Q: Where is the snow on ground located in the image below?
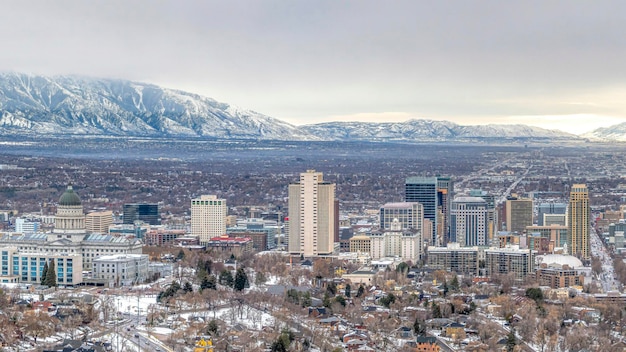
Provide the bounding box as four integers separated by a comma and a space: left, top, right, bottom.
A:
109, 293, 158, 316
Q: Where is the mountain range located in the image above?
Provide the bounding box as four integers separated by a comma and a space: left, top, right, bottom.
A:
0, 72, 622, 143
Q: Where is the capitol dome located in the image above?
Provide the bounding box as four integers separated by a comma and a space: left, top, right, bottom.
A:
539, 254, 583, 268
59, 185, 81, 206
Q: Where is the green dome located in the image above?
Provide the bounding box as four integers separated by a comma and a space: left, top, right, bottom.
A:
59, 185, 81, 206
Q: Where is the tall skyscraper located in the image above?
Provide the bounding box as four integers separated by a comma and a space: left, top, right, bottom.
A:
123, 203, 160, 225
437, 177, 454, 243
569, 184, 590, 259
379, 202, 424, 233
405, 176, 452, 246
537, 202, 567, 226
288, 170, 336, 256
191, 195, 227, 245
451, 197, 489, 246
469, 189, 497, 243
505, 197, 533, 234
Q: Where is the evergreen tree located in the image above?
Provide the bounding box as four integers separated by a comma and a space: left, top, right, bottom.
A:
207, 320, 219, 336
432, 303, 442, 318
413, 317, 425, 335
396, 262, 409, 274
506, 328, 517, 352
41, 261, 48, 286
326, 282, 337, 295
183, 281, 193, 293
450, 274, 460, 291
345, 284, 351, 298
219, 269, 234, 287
200, 275, 217, 291
207, 274, 217, 290
356, 285, 365, 298
45, 260, 57, 287
176, 249, 185, 261
234, 267, 249, 291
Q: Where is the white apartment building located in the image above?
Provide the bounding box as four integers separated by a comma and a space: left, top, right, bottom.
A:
191, 195, 227, 245
369, 219, 422, 261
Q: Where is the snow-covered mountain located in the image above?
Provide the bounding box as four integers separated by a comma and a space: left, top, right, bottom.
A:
0, 73, 313, 140
300, 119, 578, 141
582, 123, 626, 142
0, 73, 581, 143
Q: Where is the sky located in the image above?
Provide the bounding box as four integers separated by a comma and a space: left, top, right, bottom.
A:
1, 1, 625, 135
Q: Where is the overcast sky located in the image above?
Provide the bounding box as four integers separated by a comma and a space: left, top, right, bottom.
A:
1, 1, 625, 134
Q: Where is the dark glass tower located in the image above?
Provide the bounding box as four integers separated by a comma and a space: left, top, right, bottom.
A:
405, 177, 438, 245
123, 203, 160, 225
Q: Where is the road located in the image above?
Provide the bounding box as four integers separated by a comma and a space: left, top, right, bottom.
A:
590, 226, 619, 292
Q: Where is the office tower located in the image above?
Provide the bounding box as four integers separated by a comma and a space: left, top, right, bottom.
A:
505, 197, 533, 234
469, 189, 497, 243
379, 202, 424, 233
123, 203, 160, 225
538, 202, 567, 226
451, 197, 489, 246
85, 210, 113, 234
543, 213, 567, 226
191, 195, 227, 245
437, 177, 454, 243
569, 184, 590, 259
405, 177, 438, 245
288, 170, 336, 256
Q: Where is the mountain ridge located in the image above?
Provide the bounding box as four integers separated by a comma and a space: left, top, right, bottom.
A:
0, 72, 605, 142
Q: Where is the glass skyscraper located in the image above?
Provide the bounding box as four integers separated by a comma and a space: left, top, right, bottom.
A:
122, 203, 160, 225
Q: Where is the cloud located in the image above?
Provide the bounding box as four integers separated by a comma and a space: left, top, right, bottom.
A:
0, 1, 625, 133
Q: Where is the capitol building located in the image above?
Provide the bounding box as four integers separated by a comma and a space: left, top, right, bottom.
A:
0, 185, 142, 285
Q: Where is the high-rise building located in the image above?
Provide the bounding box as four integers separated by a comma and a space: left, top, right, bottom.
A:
379, 202, 424, 233
569, 184, 590, 259
437, 177, 454, 244
484, 245, 534, 281
405, 176, 453, 246
427, 242, 479, 277
469, 189, 497, 243
85, 210, 113, 234
451, 197, 489, 246
288, 170, 336, 256
123, 203, 160, 225
505, 197, 533, 234
191, 195, 227, 246
537, 203, 567, 226
405, 177, 438, 245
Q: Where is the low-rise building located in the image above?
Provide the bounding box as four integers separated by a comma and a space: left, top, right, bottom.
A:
0, 247, 82, 286
92, 254, 149, 287
206, 235, 253, 255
